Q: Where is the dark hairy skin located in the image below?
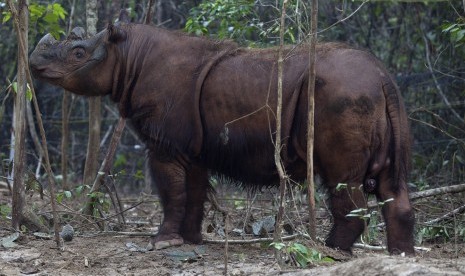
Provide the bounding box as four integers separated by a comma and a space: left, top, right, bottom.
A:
30, 23, 414, 254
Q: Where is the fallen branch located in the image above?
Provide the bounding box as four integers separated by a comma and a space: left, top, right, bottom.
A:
87, 231, 301, 245
206, 234, 300, 244
91, 231, 155, 237
353, 243, 431, 253
409, 183, 465, 200
368, 183, 465, 208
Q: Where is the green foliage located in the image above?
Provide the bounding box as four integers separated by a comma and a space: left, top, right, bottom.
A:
75, 184, 90, 196
417, 225, 451, 244
233, 199, 246, 209
270, 242, 333, 267
185, 0, 258, 42
0, 204, 11, 218
88, 191, 111, 214
442, 22, 465, 47
56, 184, 91, 204
184, 0, 300, 45
10, 81, 32, 101
30, 3, 67, 38
2, 2, 67, 39
56, 190, 72, 204
134, 169, 144, 181
114, 153, 127, 169
25, 171, 42, 196
460, 227, 465, 242
335, 183, 347, 192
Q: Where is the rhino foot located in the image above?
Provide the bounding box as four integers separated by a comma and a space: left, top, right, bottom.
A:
147, 234, 184, 250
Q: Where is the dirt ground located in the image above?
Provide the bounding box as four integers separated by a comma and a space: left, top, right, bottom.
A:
1, 186, 464, 275
1, 234, 464, 276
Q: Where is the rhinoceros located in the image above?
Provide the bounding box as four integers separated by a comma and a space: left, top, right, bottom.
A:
29, 23, 414, 254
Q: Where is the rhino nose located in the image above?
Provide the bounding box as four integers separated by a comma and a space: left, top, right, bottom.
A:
29, 51, 50, 77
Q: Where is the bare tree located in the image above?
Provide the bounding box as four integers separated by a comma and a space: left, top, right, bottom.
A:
144, 0, 156, 24
306, 0, 318, 241
83, 0, 102, 186
7, 0, 27, 231
7, 0, 57, 243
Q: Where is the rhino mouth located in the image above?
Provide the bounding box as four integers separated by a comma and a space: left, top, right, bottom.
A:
30, 66, 64, 80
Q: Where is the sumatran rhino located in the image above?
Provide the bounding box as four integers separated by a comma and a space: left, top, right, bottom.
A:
29, 23, 414, 254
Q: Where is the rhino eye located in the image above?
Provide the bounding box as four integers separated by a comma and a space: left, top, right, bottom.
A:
72, 47, 86, 59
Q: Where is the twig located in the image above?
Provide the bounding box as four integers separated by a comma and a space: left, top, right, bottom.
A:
224, 213, 229, 276
82, 118, 126, 221
273, 0, 289, 267
315, 1, 368, 36
80, 201, 143, 229
408, 117, 465, 147
207, 190, 229, 216
206, 187, 231, 275
420, 18, 464, 125
424, 205, 465, 225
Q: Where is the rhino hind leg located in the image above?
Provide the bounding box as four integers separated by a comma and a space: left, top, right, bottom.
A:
377, 169, 415, 255
325, 182, 366, 253
181, 165, 208, 244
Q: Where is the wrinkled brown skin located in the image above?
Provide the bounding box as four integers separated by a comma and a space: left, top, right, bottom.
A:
30, 23, 414, 254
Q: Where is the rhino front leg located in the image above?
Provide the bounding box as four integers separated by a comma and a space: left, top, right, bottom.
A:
181, 165, 208, 244
148, 153, 187, 250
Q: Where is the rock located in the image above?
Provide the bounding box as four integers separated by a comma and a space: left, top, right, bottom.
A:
252, 216, 275, 236
280, 255, 465, 276
60, 224, 74, 242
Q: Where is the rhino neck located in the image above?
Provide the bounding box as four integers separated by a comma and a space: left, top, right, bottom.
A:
110, 33, 149, 118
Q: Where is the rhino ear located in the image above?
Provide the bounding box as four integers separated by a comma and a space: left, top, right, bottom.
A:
68, 27, 86, 40
107, 23, 127, 43
117, 9, 130, 24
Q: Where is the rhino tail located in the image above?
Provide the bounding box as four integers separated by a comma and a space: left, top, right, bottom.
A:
381, 78, 411, 192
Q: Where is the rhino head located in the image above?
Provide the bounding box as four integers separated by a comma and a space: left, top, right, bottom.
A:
29, 25, 127, 96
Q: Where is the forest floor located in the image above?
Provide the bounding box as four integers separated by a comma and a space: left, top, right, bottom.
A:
0, 183, 464, 275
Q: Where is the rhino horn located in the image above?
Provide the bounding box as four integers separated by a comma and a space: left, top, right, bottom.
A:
37, 33, 57, 46
68, 27, 86, 40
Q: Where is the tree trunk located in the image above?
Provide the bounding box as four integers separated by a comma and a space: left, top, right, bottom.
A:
8, 0, 61, 245
61, 91, 71, 189
83, 0, 101, 186
62, 0, 76, 191
144, 0, 156, 24
9, 0, 28, 231
273, 0, 288, 266
306, 0, 318, 241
